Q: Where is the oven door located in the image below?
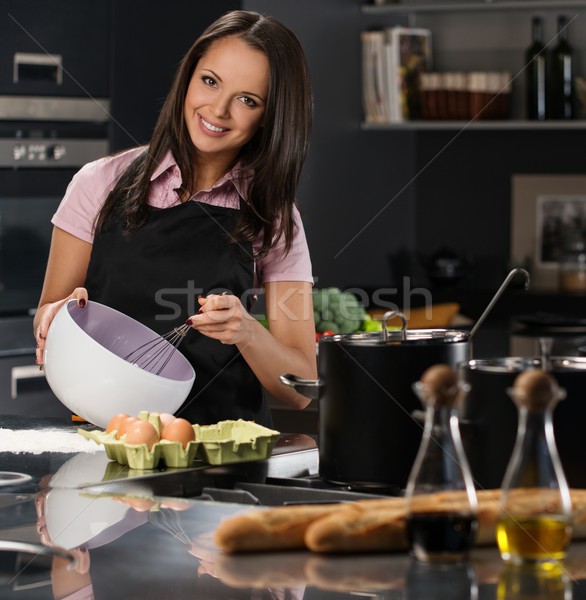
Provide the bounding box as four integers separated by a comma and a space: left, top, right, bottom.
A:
0, 165, 80, 315
0, 132, 107, 419
0, 193, 62, 314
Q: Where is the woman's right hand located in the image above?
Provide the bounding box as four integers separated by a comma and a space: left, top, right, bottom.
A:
35, 287, 88, 367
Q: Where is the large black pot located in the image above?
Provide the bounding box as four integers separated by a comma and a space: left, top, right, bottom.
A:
281, 269, 530, 489
281, 325, 470, 489
461, 356, 586, 490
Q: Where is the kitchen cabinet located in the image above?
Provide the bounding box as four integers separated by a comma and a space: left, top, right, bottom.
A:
361, 0, 586, 127
0, 317, 70, 418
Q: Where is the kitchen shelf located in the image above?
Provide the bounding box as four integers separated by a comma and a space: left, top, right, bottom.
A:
363, 1, 586, 15
362, 119, 586, 130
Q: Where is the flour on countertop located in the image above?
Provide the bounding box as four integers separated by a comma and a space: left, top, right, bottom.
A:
0, 429, 105, 454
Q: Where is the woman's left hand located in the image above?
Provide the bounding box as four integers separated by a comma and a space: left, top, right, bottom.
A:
186, 293, 255, 346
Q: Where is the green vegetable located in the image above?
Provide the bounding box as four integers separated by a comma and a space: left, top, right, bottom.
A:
362, 314, 383, 332
313, 288, 367, 334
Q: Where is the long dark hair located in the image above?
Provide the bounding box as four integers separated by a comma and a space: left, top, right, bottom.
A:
96, 10, 313, 258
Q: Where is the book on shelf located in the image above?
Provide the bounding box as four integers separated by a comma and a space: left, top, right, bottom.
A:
361, 26, 433, 124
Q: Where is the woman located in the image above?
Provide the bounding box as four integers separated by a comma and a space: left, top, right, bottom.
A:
34, 10, 317, 427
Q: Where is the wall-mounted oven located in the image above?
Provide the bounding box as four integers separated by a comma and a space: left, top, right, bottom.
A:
0, 0, 112, 415
0, 95, 110, 416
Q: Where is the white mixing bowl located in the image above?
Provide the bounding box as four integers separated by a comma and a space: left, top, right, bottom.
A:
44, 300, 195, 428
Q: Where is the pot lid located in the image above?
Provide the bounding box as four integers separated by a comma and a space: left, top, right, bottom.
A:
320, 329, 469, 346
320, 310, 468, 345
465, 356, 586, 373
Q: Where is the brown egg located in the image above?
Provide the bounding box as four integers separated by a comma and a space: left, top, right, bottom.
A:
160, 499, 193, 511
123, 420, 160, 450
161, 418, 196, 448
113, 496, 157, 512
159, 413, 176, 428
106, 412, 131, 434
115, 416, 139, 440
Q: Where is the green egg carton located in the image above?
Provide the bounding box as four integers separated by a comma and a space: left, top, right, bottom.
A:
78, 415, 279, 469
195, 419, 280, 465
77, 412, 200, 469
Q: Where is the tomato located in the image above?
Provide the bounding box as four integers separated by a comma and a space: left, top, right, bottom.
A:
316, 330, 336, 342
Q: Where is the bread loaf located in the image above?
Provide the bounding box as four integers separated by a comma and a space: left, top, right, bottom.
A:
305, 507, 406, 553
214, 488, 586, 554
214, 503, 350, 553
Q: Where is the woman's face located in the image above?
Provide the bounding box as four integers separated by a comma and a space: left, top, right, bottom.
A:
184, 36, 269, 164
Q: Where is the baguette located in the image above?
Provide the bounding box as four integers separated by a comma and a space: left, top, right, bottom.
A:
214, 503, 352, 553
305, 553, 408, 592
305, 506, 406, 553
212, 552, 310, 588
214, 488, 586, 554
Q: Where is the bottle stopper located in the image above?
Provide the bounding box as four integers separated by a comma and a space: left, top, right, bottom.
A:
416, 364, 463, 408
511, 368, 565, 411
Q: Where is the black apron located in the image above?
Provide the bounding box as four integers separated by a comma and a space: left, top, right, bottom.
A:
85, 199, 271, 427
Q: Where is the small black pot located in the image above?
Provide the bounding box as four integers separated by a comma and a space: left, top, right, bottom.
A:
461, 356, 586, 489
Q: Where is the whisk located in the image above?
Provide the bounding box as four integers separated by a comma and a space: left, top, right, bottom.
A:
123, 323, 190, 376
124, 292, 227, 375
150, 508, 192, 546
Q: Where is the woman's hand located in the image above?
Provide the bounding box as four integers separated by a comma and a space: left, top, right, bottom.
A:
185, 282, 317, 410
186, 293, 255, 346
35, 287, 88, 367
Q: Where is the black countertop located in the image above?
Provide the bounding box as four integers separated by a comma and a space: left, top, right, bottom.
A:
0, 417, 584, 598
0, 490, 584, 599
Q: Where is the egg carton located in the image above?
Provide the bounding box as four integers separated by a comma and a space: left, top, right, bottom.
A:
197, 419, 280, 466
78, 414, 279, 470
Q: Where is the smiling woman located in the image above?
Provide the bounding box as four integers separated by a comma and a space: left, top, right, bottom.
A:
183, 37, 270, 176
33, 11, 316, 428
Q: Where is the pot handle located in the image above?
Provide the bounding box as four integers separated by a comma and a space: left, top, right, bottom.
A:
280, 374, 323, 400
382, 311, 408, 342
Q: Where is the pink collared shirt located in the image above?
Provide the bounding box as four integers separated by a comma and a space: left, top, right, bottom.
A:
52, 147, 313, 288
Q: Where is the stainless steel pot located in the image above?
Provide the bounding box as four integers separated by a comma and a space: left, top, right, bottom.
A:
461, 356, 586, 489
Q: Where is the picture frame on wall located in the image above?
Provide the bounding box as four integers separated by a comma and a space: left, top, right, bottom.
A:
511, 174, 586, 291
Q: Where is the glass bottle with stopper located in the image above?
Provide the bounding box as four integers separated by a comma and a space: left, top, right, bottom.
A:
497, 369, 572, 565
405, 364, 478, 563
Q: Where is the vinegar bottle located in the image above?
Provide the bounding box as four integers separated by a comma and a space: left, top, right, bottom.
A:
496, 369, 572, 565
525, 16, 547, 120
548, 15, 575, 119
405, 364, 478, 563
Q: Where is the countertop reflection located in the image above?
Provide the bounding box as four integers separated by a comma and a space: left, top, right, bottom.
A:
0, 490, 584, 599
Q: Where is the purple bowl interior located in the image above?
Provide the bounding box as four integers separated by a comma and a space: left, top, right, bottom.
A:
67, 301, 194, 382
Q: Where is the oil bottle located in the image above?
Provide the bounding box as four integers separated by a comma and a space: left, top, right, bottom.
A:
496, 369, 572, 565
405, 364, 478, 563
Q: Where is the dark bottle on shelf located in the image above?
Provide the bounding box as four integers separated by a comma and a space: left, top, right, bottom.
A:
548, 15, 575, 119
525, 16, 547, 120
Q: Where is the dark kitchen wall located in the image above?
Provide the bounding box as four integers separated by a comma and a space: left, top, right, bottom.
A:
245, 0, 417, 293
110, 0, 240, 151
244, 0, 586, 299
413, 129, 586, 290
